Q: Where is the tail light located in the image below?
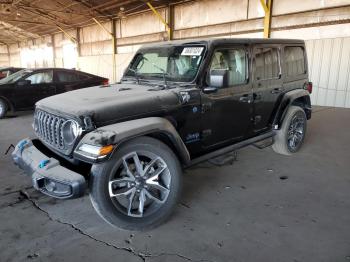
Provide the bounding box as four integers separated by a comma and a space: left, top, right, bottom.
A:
102, 79, 109, 86
305, 82, 312, 94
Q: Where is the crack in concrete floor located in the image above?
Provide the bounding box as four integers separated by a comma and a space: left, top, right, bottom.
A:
17, 190, 214, 262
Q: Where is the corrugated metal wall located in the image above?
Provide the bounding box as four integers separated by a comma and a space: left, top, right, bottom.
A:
306, 37, 350, 108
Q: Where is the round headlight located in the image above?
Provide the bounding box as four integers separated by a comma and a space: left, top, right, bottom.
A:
62, 120, 82, 145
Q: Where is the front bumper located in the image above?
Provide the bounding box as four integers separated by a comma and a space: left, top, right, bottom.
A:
12, 138, 86, 199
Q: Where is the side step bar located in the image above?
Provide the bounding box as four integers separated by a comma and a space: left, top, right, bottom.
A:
188, 131, 275, 167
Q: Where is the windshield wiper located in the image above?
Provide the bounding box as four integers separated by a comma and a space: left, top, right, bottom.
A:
127, 68, 140, 84
142, 56, 169, 89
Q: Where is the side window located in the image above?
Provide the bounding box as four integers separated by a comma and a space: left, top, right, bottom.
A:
255, 47, 280, 80
0, 70, 10, 78
25, 71, 53, 84
78, 73, 90, 80
209, 48, 247, 87
284, 46, 305, 76
57, 71, 80, 82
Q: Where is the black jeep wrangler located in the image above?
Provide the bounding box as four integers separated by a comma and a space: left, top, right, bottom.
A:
12, 38, 312, 230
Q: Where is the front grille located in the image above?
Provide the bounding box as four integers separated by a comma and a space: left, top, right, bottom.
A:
34, 110, 66, 151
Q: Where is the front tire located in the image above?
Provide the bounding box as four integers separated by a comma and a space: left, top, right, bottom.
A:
272, 106, 307, 155
89, 136, 182, 231
0, 99, 7, 119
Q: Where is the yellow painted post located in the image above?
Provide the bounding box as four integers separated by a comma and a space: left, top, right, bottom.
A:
260, 0, 273, 38
146, 2, 171, 40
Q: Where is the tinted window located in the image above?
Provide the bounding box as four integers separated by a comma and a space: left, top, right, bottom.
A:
57, 71, 80, 82
285, 46, 305, 76
78, 73, 90, 80
210, 49, 247, 86
26, 71, 53, 84
255, 47, 279, 80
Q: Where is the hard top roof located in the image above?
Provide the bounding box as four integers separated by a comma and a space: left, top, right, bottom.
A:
140, 38, 304, 50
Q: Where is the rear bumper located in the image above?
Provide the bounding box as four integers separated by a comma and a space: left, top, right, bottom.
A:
12, 138, 86, 199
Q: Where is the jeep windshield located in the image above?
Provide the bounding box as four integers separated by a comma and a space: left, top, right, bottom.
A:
124, 45, 206, 83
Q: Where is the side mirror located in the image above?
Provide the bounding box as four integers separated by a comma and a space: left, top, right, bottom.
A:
209, 69, 228, 89
17, 79, 31, 86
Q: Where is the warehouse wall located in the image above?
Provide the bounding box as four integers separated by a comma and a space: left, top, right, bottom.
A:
0, 45, 9, 67
2, 0, 350, 107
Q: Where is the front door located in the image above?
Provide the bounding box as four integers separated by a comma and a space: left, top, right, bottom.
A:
252, 45, 283, 133
14, 70, 55, 109
201, 46, 253, 149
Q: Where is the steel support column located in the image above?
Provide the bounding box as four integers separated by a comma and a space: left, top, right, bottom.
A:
260, 0, 273, 38
51, 34, 56, 67
92, 17, 116, 82
168, 4, 175, 40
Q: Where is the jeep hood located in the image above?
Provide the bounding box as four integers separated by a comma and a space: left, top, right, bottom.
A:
36, 83, 182, 125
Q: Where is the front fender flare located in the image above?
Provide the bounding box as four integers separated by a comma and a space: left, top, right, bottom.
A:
74, 117, 191, 165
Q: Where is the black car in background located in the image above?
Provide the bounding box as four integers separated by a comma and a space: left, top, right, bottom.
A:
0, 67, 24, 80
0, 68, 108, 118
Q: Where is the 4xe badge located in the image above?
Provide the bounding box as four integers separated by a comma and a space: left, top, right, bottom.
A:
185, 132, 200, 144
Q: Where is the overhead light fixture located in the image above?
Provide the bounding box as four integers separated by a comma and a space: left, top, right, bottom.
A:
118, 6, 127, 19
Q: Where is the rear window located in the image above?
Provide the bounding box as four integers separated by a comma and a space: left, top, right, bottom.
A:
284, 46, 306, 76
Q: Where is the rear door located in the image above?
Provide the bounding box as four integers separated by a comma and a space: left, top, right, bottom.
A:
252, 45, 283, 133
14, 70, 55, 109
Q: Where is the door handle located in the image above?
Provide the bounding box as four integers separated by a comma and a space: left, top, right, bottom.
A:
271, 88, 282, 94
239, 94, 252, 103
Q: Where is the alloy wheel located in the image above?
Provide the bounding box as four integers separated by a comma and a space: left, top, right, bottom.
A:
287, 114, 305, 150
108, 151, 171, 218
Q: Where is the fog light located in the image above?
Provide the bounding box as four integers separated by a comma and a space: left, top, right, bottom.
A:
45, 180, 56, 192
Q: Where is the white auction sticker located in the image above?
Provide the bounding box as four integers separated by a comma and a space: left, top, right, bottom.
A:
181, 47, 204, 56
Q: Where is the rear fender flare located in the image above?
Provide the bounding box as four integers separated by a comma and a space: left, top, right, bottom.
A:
273, 89, 311, 128
75, 117, 191, 165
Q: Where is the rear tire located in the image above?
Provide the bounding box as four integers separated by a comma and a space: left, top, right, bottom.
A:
0, 99, 7, 119
89, 136, 182, 231
272, 106, 307, 155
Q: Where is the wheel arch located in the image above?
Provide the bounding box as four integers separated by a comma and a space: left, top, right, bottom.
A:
0, 96, 14, 112
273, 89, 311, 128
75, 117, 191, 166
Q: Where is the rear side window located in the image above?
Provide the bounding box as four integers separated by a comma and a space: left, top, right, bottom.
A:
254, 47, 280, 80
78, 73, 90, 80
57, 71, 80, 82
284, 46, 306, 76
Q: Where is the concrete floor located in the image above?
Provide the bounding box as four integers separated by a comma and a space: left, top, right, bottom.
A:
0, 107, 350, 262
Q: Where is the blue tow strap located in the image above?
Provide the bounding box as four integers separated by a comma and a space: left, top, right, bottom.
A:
18, 140, 28, 154
38, 159, 50, 169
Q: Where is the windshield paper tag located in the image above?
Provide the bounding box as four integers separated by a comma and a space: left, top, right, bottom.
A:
181, 47, 204, 56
